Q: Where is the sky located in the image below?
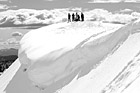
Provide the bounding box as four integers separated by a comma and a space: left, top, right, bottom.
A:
0, 0, 86, 10
0, 0, 140, 10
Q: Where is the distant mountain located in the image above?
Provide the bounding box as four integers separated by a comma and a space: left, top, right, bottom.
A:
0, 48, 18, 56
0, 48, 18, 73
0, 9, 68, 28
0, 55, 18, 72
0, 8, 140, 28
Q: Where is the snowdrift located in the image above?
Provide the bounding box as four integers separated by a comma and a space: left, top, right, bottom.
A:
18, 21, 129, 88
1, 20, 140, 93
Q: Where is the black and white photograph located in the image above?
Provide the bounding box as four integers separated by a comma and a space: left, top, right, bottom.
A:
0, 0, 140, 93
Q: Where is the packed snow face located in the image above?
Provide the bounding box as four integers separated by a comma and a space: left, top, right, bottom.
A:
16, 19, 140, 93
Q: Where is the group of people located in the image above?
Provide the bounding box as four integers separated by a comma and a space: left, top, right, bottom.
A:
68, 12, 84, 22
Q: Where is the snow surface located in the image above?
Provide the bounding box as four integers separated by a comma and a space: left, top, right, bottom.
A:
0, 20, 140, 93
57, 24, 140, 93
0, 59, 21, 93
103, 52, 140, 93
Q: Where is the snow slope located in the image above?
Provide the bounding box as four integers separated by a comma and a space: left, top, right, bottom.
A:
61, 32, 140, 93
18, 21, 126, 88
0, 59, 20, 93
56, 21, 140, 93
0, 20, 140, 93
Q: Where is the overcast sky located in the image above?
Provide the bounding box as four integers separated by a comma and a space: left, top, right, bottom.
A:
0, 0, 87, 10
0, 0, 140, 10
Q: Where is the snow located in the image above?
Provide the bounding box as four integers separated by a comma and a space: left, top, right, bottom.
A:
123, 69, 140, 93
0, 59, 21, 93
18, 21, 127, 88
0, 20, 140, 93
102, 44, 140, 93
18, 22, 122, 65
58, 29, 140, 93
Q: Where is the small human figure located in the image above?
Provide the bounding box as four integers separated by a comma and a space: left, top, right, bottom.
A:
81, 12, 84, 22
72, 13, 75, 22
68, 13, 71, 22
77, 14, 80, 21
75, 12, 79, 22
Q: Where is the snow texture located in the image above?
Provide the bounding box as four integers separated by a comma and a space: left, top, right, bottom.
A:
1, 19, 140, 93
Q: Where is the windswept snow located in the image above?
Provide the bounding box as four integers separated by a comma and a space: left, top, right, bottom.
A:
57, 23, 140, 93
18, 21, 129, 88
103, 49, 140, 93
1, 20, 140, 93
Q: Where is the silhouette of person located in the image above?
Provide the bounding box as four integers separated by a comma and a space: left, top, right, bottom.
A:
81, 12, 84, 21
68, 13, 71, 22
72, 13, 75, 22
77, 14, 80, 21
75, 12, 79, 22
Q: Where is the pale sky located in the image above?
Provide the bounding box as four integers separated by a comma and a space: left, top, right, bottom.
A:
0, 0, 140, 10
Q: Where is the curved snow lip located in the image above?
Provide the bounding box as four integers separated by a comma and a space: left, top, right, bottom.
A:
18, 21, 132, 87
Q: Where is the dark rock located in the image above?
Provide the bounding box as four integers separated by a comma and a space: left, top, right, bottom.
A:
0, 48, 18, 73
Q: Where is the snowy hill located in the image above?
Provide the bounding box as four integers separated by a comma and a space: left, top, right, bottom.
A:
0, 20, 140, 93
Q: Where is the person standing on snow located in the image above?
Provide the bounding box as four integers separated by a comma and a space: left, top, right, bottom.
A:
68, 13, 71, 22
72, 13, 75, 22
75, 12, 80, 22
77, 14, 80, 21
81, 12, 84, 22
